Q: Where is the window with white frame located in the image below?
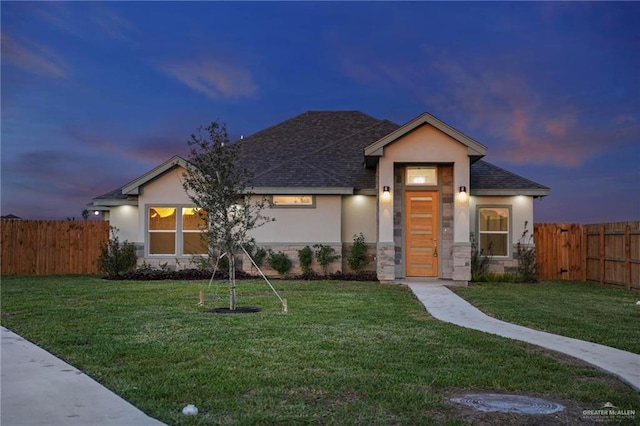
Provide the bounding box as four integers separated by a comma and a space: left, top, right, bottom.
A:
406, 167, 437, 186
478, 207, 510, 256
148, 206, 208, 256
182, 207, 208, 255
272, 195, 314, 207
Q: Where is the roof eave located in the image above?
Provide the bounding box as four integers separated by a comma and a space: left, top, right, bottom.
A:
471, 188, 550, 197
88, 198, 139, 208
122, 155, 189, 195
364, 112, 488, 159
249, 187, 354, 195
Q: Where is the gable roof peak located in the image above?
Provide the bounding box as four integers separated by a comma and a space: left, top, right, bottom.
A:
364, 111, 488, 165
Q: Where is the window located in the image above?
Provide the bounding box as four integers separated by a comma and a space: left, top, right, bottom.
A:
478, 207, 509, 256
148, 206, 208, 256
272, 195, 314, 207
182, 208, 208, 255
149, 207, 176, 255
406, 167, 437, 186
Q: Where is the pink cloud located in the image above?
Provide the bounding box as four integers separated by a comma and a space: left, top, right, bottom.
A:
0, 33, 69, 79
64, 125, 188, 164
160, 58, 258, 99
543, 118, 574, 137
30, 2, 136, 43
90, 5, 135, 42
427, 58, 632, 167
338, 40, 636, 168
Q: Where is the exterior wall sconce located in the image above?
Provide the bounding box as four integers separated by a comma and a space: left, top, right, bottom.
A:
458, 186, 467, 201
382, 185, 391, 201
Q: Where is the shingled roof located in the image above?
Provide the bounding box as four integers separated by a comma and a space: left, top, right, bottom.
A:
470, 160, 549, 196
236, 111, 399, 191
90, 110, 549, 205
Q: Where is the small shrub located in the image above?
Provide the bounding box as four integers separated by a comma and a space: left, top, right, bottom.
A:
137, 261, 154, 272
470, 232, 491, 282
347, 233, 369, 271
98, 227, 137, 277
189, 255, 213, 271
242, 240, 267, 269
213, 251, 230, 272
517, 221, 537, 283
313, 244, 340, 276
253, 247, 267, 268
267, 250, 292, 277
297, 245, 313, 274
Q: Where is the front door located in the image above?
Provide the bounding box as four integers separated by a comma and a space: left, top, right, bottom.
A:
405, 191, 439, 277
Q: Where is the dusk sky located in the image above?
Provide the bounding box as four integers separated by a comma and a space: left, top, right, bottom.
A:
1, 2, 638, 223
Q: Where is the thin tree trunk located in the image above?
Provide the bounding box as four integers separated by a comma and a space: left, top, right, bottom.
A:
229, 253, 236, 310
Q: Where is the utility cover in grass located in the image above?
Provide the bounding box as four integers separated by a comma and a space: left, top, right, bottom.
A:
450, 394, 565, 414
208, 307, 261, 314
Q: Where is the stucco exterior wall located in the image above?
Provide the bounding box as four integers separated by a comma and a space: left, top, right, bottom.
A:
137, 165, 193, 241
341, 195, 376, 243
469, 195, 534, 245
138, 167, 192, 207
248, 195, 342, 244
108, 205, 139, 243
376, 124, 472, 281
469, 195, 535, 274
377, 124, 471, 245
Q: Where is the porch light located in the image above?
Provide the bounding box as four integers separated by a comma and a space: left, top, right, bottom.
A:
93, 210, 100, 216
458, 186, 467, 201
382, 186, 391, 201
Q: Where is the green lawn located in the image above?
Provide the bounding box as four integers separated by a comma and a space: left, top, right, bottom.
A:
1, 276, 639, 425
454, 281, 640, 354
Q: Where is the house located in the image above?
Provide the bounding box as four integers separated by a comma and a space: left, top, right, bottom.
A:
1, 214, 22, 220
89, 111, 549, 283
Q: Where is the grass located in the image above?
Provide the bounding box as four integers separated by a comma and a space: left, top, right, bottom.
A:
454, 281, 640, 354
1, 276, 639, 425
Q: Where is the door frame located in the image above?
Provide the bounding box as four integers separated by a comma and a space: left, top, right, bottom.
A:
404, 190, 440, 277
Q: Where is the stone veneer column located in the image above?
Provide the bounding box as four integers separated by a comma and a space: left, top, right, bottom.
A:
376, 243, 396, 281
393, 167, 404, 278
440, 166, 454, 279
452, 243, 471, 283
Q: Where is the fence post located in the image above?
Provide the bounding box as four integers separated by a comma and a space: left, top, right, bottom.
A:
599, 225, 605, 285
625, 224, 631, 291
581, 225, 587, 282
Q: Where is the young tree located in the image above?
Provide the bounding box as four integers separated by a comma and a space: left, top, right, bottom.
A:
182, 121, 272, 310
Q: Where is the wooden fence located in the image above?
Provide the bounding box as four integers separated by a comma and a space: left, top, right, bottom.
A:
1, 220, 110, 275
534, 222, 640, 291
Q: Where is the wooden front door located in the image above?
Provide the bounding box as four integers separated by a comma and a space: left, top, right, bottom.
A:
405, 191, 439, 277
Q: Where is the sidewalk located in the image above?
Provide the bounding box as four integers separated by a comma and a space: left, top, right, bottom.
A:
1, 327, 166, 426
406, 282, 640, 392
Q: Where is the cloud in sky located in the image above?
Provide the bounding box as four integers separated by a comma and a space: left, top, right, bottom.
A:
429, 58, 639, 167
0, 33, 68, 79
1, 2, 637, 222
1, 149, 133, 219
30, 2, 136, 44
160, 58, 258, 100
65, 125, 189, 165
337, 39, 638, 168
90, 4, 136, 43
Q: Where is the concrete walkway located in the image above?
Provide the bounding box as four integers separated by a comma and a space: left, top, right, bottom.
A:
406, 282, 640, 392
1, 327, 166, 426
